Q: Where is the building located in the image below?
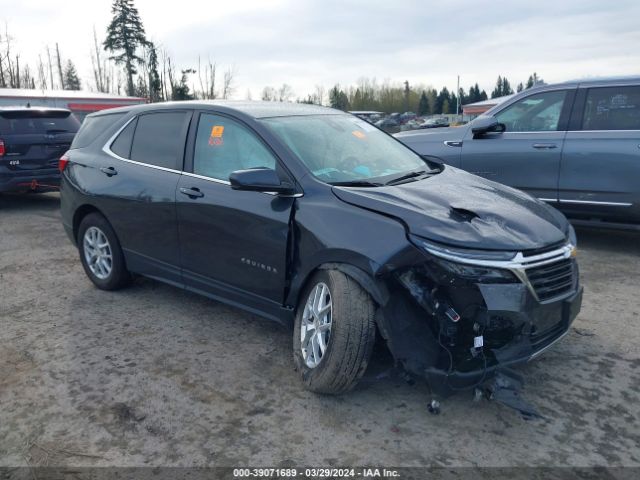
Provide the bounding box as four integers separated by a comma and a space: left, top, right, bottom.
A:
462, 94, 514, 121
0, 89, 146, 120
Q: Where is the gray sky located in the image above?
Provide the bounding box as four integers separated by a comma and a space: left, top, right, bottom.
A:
2, 0, 639, 99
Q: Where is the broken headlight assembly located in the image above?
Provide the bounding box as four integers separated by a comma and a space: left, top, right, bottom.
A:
410, 235, 517, 283
433, 259, 516, 282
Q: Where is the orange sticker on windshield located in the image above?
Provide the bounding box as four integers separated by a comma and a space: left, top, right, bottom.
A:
352, 130, 366, 139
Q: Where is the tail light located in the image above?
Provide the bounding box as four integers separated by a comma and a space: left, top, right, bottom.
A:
0, 139, 5, 157
59, 152, 70, 172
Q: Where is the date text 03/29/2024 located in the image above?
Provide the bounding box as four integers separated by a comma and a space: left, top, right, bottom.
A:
233, 468, 400, 478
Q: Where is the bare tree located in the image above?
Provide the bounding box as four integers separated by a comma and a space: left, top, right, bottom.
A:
196, 56, 217, 99
46, 45, 55, 90
277, 83, 294, 102
36, 55, 47, 89
15, 54, 20, 88
207, 60, 217, 99
313, 84, 325, 105
261, 86, 276, 101
55, 43, 64, 90
3, 23, 16, 87
90, 27, 107, 92
222, 66, 236, 99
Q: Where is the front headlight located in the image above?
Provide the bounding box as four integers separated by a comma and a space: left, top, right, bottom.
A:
410, 235, 517, 261
410, 235, 517, 282
433, 257, 517, 282
567, 224, 577, 249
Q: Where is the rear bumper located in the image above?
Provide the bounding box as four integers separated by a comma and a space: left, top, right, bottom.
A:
0, 168, 60, 192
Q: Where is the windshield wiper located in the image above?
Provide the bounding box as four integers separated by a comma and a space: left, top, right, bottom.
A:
384, 169, 433, 186
329, 180, 384, 187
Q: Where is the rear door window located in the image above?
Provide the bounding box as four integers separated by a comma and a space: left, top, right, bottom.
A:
130, 112, 190, 170
582, 86, 640, 130
71, 112, 125, 148
0, 110, 80, 135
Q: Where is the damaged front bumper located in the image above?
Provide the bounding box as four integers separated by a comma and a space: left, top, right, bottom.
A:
423, 286, 582, 393
377, 237, 583, 397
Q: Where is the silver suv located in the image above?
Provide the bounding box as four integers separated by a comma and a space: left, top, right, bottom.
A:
396, 76, 640, 229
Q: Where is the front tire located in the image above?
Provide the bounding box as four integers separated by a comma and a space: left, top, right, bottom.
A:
293, 269, 376, 394
77, 212, 131, 290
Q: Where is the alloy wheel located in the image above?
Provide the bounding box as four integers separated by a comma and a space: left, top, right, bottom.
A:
300, 282, 333, 368
83, 226, 113, 280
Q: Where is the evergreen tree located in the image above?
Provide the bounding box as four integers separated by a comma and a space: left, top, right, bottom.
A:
435, 87, 450, 114
426, 89, 437, 115
104, 0, 147, 96
502, 77, 513, 96
147, 42, 162, 102
63, 60, 81, 90
329, 85, 349, 111
450, 92, 458, 114
491, 76, 513, 98
418, 91, 429, 116
458, 87, 467, 108
442, 99, 450, 114
136, 75, 148, 98
468, 83, 485, 103
526, 72, 544, 89
172, 69, 195, 100
491, 76, 503, 98
517, 82, 524, 92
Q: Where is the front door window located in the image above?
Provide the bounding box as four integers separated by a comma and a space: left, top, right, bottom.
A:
193, 113, 276, 181
495, 90, 568, 132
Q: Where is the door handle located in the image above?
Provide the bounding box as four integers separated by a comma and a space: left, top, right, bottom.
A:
179, 187, 204, 198
100, 166, 118, 176
532, 143, 558, 149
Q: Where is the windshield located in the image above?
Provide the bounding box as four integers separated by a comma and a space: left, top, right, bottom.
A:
262, 114, 429, 184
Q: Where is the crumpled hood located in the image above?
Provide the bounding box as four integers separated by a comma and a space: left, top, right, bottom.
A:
332, 167, 568, 251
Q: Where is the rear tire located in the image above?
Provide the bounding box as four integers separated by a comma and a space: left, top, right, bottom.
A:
293, 269, 376, 394
77, 212, 131, 290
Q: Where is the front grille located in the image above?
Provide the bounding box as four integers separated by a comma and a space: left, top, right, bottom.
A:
526, 258, 575, 302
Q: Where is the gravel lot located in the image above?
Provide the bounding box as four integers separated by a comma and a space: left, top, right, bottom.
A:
1, 192, 639, 468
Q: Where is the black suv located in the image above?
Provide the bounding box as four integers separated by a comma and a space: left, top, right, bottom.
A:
0, 107, 79, 192
60, 101, 582, 397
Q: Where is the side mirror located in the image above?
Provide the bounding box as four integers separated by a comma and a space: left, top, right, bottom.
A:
471, 116, 506, 138
229, 167, 296, 195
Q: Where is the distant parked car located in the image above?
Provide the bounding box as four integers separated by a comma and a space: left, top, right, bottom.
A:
400, 112, 417, 124
0, 107, 79, 192
396, 76, 640, 228
375, 117, 399, 129
419, 117, 450, 129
